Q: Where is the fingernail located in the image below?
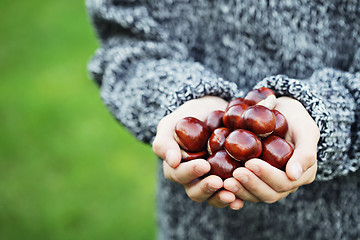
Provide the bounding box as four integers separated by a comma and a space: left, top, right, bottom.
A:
207, 184, 218, 193
221, 199, 231, 204
166, 150, 177, 167
231, 205, 242, 211
220, 195, 232, 204
290, 162, 303, 180
230, 201, 243, 210
238, 175, 248, 183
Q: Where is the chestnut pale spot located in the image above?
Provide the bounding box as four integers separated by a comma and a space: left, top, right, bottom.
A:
181, 149, 208, 162
244, 87, 276, 106
256, 94, 276, 109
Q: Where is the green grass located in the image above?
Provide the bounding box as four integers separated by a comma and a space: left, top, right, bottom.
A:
0, 1, 157, 239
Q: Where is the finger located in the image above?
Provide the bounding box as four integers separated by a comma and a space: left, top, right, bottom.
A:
224, 177, 260, 203
163, 159, 210, 184
228, 198, 244, 210
207, 189, 236, 208
245, 159, 310, 192
184, 175, 223, 202
233, 167, 290, 203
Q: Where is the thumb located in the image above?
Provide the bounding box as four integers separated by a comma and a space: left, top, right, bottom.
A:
285, 135, 318, 181
275, 96, 320, 181
152, 128, 182, 168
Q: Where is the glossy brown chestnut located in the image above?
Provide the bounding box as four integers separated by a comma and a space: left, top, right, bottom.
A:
224, 129, 262, 162
174, 117, 210, 152
222, 103, 248, 130
272, 109, 288, 138
181, 149, 208, 162
207, 150, 243, 180
207, 127, 231, 155
244, 87, 276, 109
225, 98, 247, 111
242, 105, 276, 138
205, 110, 225, 132
261, 135, 294, 170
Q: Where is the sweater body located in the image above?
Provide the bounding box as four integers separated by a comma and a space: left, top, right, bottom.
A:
86, 1, 360, 239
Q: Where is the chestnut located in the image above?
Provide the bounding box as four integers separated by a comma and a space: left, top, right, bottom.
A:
205, 110, 225, 132
224, 129, 262, 162
271, 109, 288, 138
222, 103, 248, 130
181, 149, 208, 162
207, 127, 231, 155
244, 87, 276, 109
174, 117, 210, 152
261, 135, 294, 170
207, 150, 243, 180
225, 98, 247, 111
241, 105, 276, 138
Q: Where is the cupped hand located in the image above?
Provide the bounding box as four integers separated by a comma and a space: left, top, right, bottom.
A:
152, 96, 243, 210
224, 96, 319, 203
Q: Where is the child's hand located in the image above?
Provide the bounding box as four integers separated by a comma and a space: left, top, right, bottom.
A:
224, 97, 319, 204
152, 96, 244, 210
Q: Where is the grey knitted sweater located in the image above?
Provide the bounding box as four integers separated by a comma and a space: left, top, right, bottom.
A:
86, 1, 360, 239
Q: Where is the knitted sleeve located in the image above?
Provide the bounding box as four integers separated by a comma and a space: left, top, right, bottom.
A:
255, 68, 360, 181
86, 0, 238, 144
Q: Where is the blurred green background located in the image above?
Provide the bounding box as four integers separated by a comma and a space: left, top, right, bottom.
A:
0, 0, 157, 239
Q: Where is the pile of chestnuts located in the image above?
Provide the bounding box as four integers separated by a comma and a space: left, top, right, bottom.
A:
174, 87, 294, 180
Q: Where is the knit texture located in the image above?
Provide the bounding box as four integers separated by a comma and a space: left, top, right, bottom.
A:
86, 1, 360, 239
